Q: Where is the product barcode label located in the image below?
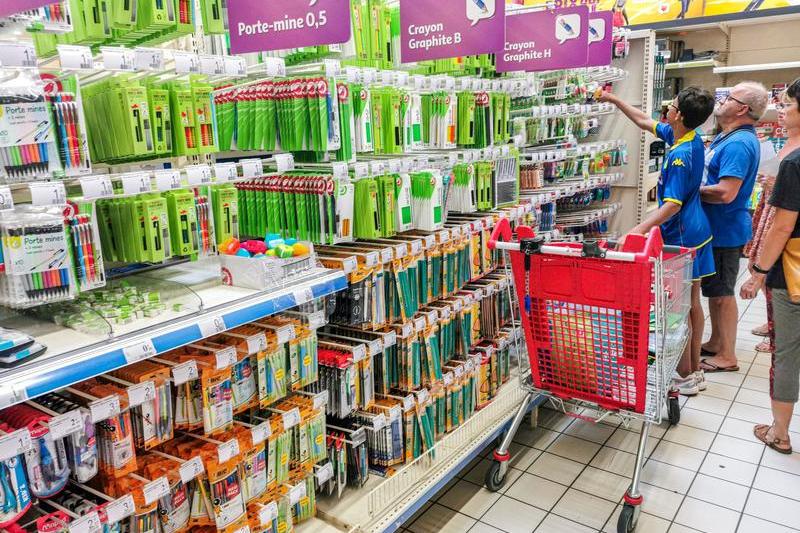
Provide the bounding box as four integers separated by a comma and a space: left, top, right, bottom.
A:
58, 44, 94, 70
154, 170, 182, 191
29, 182, 66, 206
0, 428, 33, 461
101, 46, 135, 71
313, 391, 329, 410
179, 456, 204, 483
48, 409, 84, 439
105, 495, 135, 524
240, 159, 263, 179
0, 186, 13, 211
143, 477, 170, 505
198, 315, 227, 338
259, 501, 279, 525
215, 347, 238, 370
251, 421, 272, 445
282, 408, 301, 430
123, 339, 156, 363
134, 47, 163, 71
185, 165, 212, 185
275, 153, 295, 172
351, 344, 367, 363
80, 176, 114, 200
292, 287, 314, 306
127, 381, 156, 407
172, 360, 199, 385
315, 462, 334, 484
217, 439, 240, 463
68, 511, 101, 533
214, 162, 238, 182
89, 395, 121, 423
121, 172, 151, 195
246, 334, 268, 354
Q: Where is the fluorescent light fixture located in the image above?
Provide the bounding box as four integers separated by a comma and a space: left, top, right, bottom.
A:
713, 61, 800, 74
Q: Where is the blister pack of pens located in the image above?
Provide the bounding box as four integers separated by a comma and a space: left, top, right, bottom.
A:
101, 474, 159, 533
45, 74, 92, 177
5, 1, 73, 32
109, 360, 174, 449
0, 423, 33, 528
139, 455, 192, 533
67, 202, 105, 292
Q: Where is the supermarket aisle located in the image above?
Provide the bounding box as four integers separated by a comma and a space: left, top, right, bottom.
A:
403, 265, 800, 533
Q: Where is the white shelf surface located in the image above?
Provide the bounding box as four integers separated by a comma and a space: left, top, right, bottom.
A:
0, 261, 347, 408
664, 58, 717, 70
713, 60, 800, 74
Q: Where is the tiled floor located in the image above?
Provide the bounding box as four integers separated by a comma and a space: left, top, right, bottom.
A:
403, 265, 800, 532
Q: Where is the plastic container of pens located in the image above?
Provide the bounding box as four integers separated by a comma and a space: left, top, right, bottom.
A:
0, 206, 77, 308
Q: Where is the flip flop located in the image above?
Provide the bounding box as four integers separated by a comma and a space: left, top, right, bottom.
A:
755, 340, 774, 353
700, 359, 740, 373
700, 348, 717, 358
754, 424, 793, 454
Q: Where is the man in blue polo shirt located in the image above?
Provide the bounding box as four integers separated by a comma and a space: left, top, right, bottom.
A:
699, 82, 768, 373
601, 87, 716, 395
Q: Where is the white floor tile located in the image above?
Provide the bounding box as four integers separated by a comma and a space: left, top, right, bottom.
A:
674, 496, 742, 533
735, 388, 773, 409
745, 490, 800, 529
737, 514, 800, 533
438, 479, 501, 520
538, 409, 575, 432
537, 513, 596, 533
605, 426, 659, 455
753, 466, 800, 503
710, 434, 765, 464
760, 449, 800, 476
590, 447, 636, 478
663, 424, 717, 450
408, 503, 477, 533
572, 466, 630, 502
679, 407, 725, 432
741, 375, 770, 393
551, 489, 617, 530
639, 481, 685, 520
651, 441, 707, 471
669, 524, 705, 533
728, 402, 773, 424
641, 459, 696, 493
747, 364, 771, 379
527, 452, 585, 486
704, 370, 746, 388
507, 442, 543, 471
703, 381, 740, 401
481, 495, 547, 533
603, 505, 671, 533
563, 420, 616, 445
684, 394, 734, 416
699, 453, 758, 486
547, 434, 602, 464
688, 473, 750, 512
505, 472, 568, 511
719, 417, 763, 443
467, 522, 506, 533
513, 425, 560, 451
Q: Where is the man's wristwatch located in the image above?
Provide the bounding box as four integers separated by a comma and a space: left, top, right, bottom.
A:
753, 263, 770, 275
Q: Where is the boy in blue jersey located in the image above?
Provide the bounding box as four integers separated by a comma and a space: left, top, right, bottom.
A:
600, 87, 716, 395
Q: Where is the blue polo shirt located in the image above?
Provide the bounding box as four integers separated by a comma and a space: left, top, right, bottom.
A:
701, 125, 760, 248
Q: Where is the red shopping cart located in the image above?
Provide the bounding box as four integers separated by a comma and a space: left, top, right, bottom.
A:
484, 219, 694, 533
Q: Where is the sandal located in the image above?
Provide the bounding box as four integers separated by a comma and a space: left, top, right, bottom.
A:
754, 424, 793, 454
755, 340, 774, 353
700, 348, 717, 358
700, 359, 740, 373
751, 323, 770, 337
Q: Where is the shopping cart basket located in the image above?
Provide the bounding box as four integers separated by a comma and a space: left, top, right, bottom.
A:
484, 219, 693, 533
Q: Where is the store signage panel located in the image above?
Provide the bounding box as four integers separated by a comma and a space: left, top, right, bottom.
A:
586, 11, 612, 67
1, 0, 52, 18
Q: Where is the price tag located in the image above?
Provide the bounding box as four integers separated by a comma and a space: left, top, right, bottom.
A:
402, 394, 415, 412
401, 323, 413, 338
58, 44, 94, 70
199, 54, 225, 75
417, 388, 430, 404
369, 160, 385, 175
368, 339, 382, 356
232, 526, 250, 533
351, 427, 367, 447
29, 182, 66, 206
172, 51, 199, 74
313, 390, 328, 410
89, 395, 120, 423
439, 229, 451, 242
123, 339, 156, 363
276, 325, 296, 345
127, 381, 156, 408
102, 46, 135, 71
339, 256, 357, 275
214, 162, 238, 182
179, 456, 205, 484
352, 162, 369, 178
448, 152, 459, 166
443, 372, 454, 386
263, 57, 286, 77
199, 315, 227, 338
259, 501, 279, 525
143, 476, 170, 505
0, 428, 33, 461
465, 360, 474, 372
364, 251, 379, 267
69, 511, 101, 533
186, 165, 212, 185
289, 482, 307, 505
306, 310, 326, 330
172, 360, 199, 385
215, 347, 238, 370
454, 365, 464, 378
121, 172, 152, 195
292, 287, 314, 306
315, 462, 334, 484
351, 344, 367, 363
414, 317, 426, 332
323, 58, 341, 77
154, 169, 182, 191
217, 438, 240, 463
49, 409, 84, 439
0, 43, 37, 68
240, 159, 263, 179
224, 56, 247, 77
380, 248, 393, 264
106, 495, 135, 524
275, 153, 295, 172
246, 333, 268, 354
78, 176, 112, 200
135, 47, 163, 71
387, 159, 401, 173
371, 413, 387, 430
0, 186, 13, 211
383, 331, 397, 348
331, 162, 349, 180
250, 421, 272, 445
282, 408, 301, 430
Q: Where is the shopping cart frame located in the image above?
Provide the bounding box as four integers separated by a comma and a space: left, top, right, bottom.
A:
483, 218, 693, 533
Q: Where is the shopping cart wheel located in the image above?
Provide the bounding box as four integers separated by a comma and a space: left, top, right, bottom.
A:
617, 503, 640, 533
485, 460, 507, 492
667, 396, 681, 426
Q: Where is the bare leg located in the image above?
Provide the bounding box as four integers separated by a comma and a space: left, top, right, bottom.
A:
702, 296, 721, 354
770, 400, 794, 441
690, 282, 704, 372
701, 296, 739, 370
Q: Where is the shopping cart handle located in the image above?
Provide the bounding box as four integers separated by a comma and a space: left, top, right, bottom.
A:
488, 217, 515, 250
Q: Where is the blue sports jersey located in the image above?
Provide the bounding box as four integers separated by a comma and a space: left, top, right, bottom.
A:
702, 125, 760, 247
654, 124, 714, 251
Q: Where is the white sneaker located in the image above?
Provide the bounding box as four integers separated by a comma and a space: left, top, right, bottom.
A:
672, 373, 699, 396
693, 370, 707, 391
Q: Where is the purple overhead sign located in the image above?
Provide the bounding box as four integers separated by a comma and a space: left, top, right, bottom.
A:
587, 11, 613, 67
497, 6, 589, 73
1, 0, 52, 18
399, 0, 506, 63
227, 0, 352, 55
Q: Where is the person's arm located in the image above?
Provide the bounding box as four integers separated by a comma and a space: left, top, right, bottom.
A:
740, 207, 798, 298
630, 202, 681, 236
598, 92, 657, 134
700, 177, 743, 204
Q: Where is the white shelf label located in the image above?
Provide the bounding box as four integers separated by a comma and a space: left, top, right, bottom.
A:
154, 169, 182, 191
263, 57, 286, 77
185, 165, 212, 186
179, 455, 205, 484
292, 287, 314, 306
414, 317, 427, 332
172, 51, 199, 74
443, 372, 454, 386
307, 310, 326, 330
121, 172, 152, 195
199, 315, 227, 338
417, 389, 430, 404
29, 182, 66, 206
402, 394, 415, 412
89, 395, 121, 423
69, 511, 101, 533
282, 408, 301, 430
368, 339, 382, 356
217, 438, 240, 463
172, 360, 199, 386
80, 176, 113, 200
383, 331, 397, 348
0, 428, 33, 461
0, 186, 13, 211
0, 43, 37, 68
332, 161, 349, 180
315, 462, 334, 484
127, 381, 156, 408
313, 390, 329, 410
123, 339, 156, 364
351, 344, 367, 363
143, 476, 170, 505
401, 323, 413, 338
135, 47, 164, 71
215, 347, 238, 370
232, 526, 250, 533
240, 159, 263, 179
199, 54, 225, 75
380, 248, 393, 264
105, 495, 135, 524
272, 326, 293, 346
259, 501, 279, 525
58, 44, 94, 70
246, 333, 268, 354
275, 153, 295, 173
101, 46, 135, 71
49, 409, 84, 439
371, 413, 387, 430
224, 56, 247, 77
214, 162, 238, 182
289, 482, 307, 504
352, 162, 369, 178
251, 421, 272, 445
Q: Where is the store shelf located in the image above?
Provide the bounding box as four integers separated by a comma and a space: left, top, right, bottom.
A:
557, 203, 621, 228
713, 60, 800, 74
520, 173, 624, 207
664, 58, 717, 70
0, 263, 347, 408
311, 371, 545, 533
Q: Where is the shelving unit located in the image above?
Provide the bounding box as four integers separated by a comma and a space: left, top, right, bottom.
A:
664, 58, 717, 70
